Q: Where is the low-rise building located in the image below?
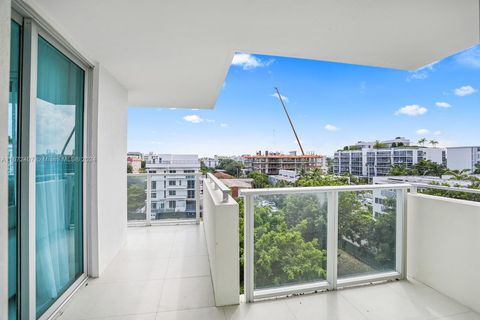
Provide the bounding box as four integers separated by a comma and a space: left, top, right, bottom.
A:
244, 150, 327, 175
127, 152, 143, 173
145, 153, 200, 219
268, 169, 299, 184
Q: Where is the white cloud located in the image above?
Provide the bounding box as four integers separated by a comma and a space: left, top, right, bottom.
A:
395, 105, 428, 116
183, 114, 203, 123
220, 123, 228, 128
416, 129, 430, 135
434, 131, 442, 136
270, 93, 289, 103
324, 124, 339, 131
407, 61, 439, 81
435, 102, 451, 108
231, 53, 274, 70
169, 108, 177, 110
454, 85, 477, 97
455, 46, 480, 68
206, 119, 215, 123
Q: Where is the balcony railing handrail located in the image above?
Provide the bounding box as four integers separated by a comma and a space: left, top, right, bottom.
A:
127, 172, 201, 177
206, 172, 230, 202
239, 183, 411, 196
411, 182, 480, 195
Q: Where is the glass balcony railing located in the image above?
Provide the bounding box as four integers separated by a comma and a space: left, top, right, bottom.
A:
241, 184, 408, 301
127, 173, 201, 224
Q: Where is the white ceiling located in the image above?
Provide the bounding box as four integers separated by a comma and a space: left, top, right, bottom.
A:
25, 0, 480, 109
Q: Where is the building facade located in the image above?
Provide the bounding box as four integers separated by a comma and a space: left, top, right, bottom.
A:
145, 154, 200, 219
243, 151, 327, 175
127, 152, 143, 173
446, 146, 480, 173
333, 138, 444, 177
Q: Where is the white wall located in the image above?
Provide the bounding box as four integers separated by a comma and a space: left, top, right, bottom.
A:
203, 179, 239, 306
92, 64, 129, 276
0, 1, 11, 318
407, 193, 480, 313
447, 147, 474, 171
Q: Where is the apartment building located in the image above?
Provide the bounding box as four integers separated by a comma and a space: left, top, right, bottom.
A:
334, 138, 444, 177
244, 151, 327, 175
446, 146, 480, 173
145, 154, 200, 219
268, 169, 300, 184
127, 152, 143, 173
200, 156, 219, 169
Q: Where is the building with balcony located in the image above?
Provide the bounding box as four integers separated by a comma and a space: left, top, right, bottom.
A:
144, 154, 200, 219
334, 138, 445, 177
2, 1, 480, 320
447, 146, 480, 173
127, 151, 143, 174
244, 151, 327, 175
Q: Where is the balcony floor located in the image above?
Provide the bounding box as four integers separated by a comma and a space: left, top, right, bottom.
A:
56, 224, 480, 320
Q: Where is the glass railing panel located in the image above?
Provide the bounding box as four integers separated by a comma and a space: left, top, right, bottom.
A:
127, 174, 147, 222
337, 189, 399, 279
253, 192, 328, 290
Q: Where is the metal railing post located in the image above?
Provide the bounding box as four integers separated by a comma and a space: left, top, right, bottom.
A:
244, 194, 255, 302
146, 174, 152, 226
326, 191, 339, 290
195, 174, 200, 224
396, 188, 407, 277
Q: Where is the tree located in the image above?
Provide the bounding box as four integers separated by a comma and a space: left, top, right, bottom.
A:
217, 159, 243, 177
127, 163, 133, 173
373, 140, 386, 149
412, 160, 446, 177
388, 164, 411, 176
248, 172, 269, 188
418, 138, 427, 147
429, 140, 439, 148
139, 160, 147, 173
445, 169, 470, 180
474, 162, 480, 174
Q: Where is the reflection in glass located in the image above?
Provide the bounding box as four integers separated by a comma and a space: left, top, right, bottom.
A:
337, 190, 397, 279
8, 20, 21, 320
35, 36, 84, 317
127, 175, 147, 221
253, 193, 328, 290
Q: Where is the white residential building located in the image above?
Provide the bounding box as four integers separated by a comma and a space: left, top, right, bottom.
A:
200, 157, 219, 169
268, 169, 299, 184
446, 146, 480, 173
334, 138, 445, 177
145, 154, 200, 219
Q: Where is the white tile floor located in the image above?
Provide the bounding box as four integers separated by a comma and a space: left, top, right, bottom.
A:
56, 224, 480, 320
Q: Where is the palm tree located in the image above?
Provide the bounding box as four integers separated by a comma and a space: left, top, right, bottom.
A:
445, 169, 470, 180
418, 138, 427, 147
429, 140, 438, 148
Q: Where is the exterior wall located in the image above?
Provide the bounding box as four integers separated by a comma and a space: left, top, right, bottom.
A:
407, 193, 480, 313
244, 155, 326, 175
447, 147, 480, 172
203, 178, 239, 306
93, 64, 129, 276
0, 1, 11, 318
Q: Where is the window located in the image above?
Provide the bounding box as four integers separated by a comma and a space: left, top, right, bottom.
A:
169, 201, 176, 209
187, 180, 195, 189
151, 181, 156, 189
169, 170, 176, 173
169, 180, 176, 186
187, 190, 195, 199
36, 36, 85, 316
160, 203, 165, 209
169, 190, 176, 196
184, 169, 194, 173
151, 193, 157, 198
152, 202, 157, 210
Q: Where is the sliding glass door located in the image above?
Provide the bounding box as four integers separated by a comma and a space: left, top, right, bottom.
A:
35, 36, 85, 317
8, 19, 21, 320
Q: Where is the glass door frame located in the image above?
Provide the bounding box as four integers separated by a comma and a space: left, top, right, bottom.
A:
10, 2, 96, 319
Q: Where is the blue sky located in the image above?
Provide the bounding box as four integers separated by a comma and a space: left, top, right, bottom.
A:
128, 46, 480, 157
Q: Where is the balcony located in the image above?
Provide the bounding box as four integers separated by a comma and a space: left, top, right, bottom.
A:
53, 179, 480, 320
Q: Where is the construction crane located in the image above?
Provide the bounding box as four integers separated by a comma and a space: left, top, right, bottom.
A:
274, 87, 305, 155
